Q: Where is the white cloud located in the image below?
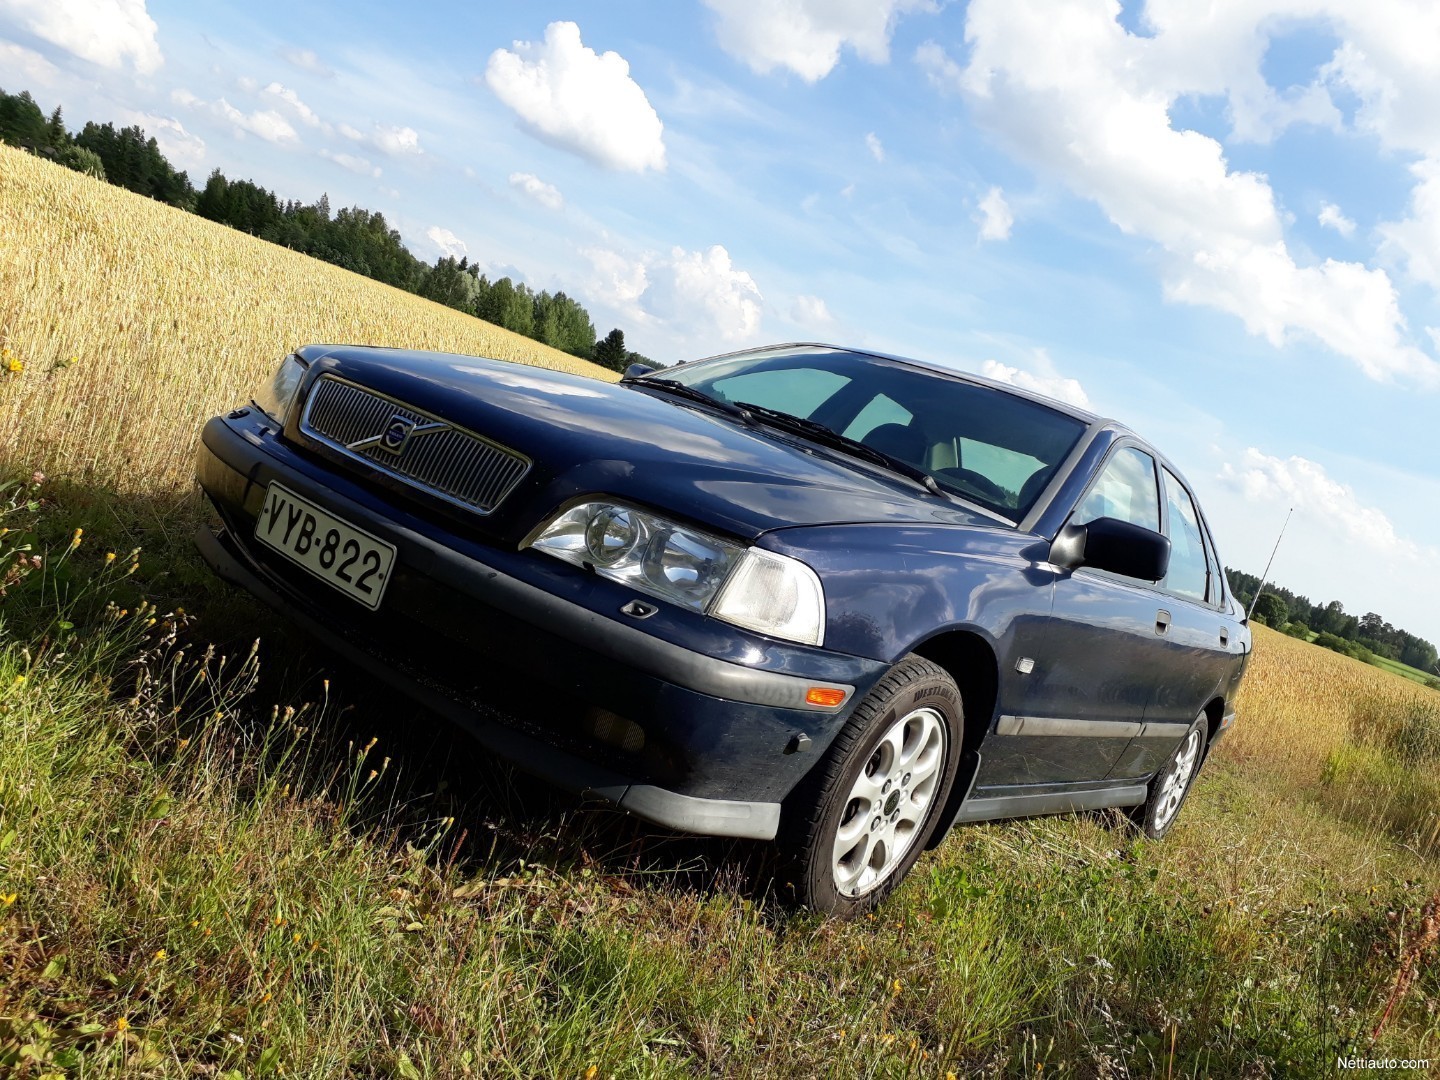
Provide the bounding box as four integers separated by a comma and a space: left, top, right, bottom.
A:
661, 245, 763, 340
865, 131, 884, 162
263, 82, 324, 129
976, 186, 1013, 242
1380, 158, 1440, 291
1220, 449, 1417, 558
980, 354, 1091, 409
509, 171, 564, 211
121, 111, 204, 168
930, 1, 1440, 387
0, 0, 162, 74
425, 226, 467, 259
1318, 202, 1355, 238
584, 244, 764, 342
583, 247, 651, 309
215, 99, 298, 144
0, 40, 58, 84
703, 0, 934, 83
170, 87, 200, 108
339, 122, 421, 157
320, 149, 380, 178
370, 124, 421, 156
791, 294, 834, 327
236, 75, 257, 93
486, 21, 665, 172
281, 47, 332, 78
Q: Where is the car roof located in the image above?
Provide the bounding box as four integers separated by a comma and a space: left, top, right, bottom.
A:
693, 342, 1110, 428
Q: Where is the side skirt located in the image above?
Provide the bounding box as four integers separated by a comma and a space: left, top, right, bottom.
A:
949, 781, 1148, 825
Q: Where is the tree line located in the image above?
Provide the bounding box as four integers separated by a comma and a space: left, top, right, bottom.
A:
1227, 567, 1439, 677
0, 86, 654, 373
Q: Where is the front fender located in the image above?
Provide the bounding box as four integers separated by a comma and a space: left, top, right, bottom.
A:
757, 523, 1057, 664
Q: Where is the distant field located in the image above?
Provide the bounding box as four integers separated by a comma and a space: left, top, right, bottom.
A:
3, 147, 1439, 1076
1370, 652, 1440, 687
0, 145, 615, 494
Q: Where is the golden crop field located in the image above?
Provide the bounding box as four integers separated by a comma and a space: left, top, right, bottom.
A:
0, 144, 617, 494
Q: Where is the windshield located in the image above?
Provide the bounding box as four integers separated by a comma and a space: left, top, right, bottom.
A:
649, 346, 1088, 521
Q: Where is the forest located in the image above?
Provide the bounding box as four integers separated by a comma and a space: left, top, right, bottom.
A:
1227, 567, 1438, 676
0, 86, 650, 373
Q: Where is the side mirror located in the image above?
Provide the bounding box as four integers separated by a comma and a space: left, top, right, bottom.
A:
1050, 516, 1171, 582
623, 362, 656, 379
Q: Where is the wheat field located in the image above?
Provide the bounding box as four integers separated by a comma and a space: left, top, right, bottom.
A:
0, 145, 616, 494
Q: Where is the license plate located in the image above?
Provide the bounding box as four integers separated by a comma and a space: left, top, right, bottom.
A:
254, 484, 395, 610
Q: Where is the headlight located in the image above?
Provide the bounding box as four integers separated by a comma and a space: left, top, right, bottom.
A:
253, 354, 307, 421
528, 501, 825, 645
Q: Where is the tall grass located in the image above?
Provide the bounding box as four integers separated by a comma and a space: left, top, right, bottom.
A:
3, 146, 1439, 1076
0, 145, 617, 496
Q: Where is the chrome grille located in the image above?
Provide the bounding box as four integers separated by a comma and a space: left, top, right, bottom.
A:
300, 375, 530, 515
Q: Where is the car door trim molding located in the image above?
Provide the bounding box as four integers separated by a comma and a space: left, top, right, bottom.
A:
951, 782, 1148, 823
996, 714, 1142, 739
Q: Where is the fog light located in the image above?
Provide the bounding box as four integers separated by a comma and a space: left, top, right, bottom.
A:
587, 708, 646, 752
805, 686, 848, 708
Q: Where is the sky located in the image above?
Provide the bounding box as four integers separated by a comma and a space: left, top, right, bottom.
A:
4, 0, 1439, 653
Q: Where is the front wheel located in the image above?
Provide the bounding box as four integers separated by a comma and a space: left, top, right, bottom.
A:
781, 656, 963, 916
1129, 712, 1208, 839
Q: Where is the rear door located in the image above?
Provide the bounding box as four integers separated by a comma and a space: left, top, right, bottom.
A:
1108, 466, 1239, 779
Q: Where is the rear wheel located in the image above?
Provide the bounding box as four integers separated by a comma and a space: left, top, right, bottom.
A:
1129, 711, 1207, 839
782, 656, 962, 916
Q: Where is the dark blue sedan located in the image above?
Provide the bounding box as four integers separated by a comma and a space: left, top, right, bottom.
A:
195, 343, 1250, 914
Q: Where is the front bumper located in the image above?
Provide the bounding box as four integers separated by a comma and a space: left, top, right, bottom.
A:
195, 411, 886, 839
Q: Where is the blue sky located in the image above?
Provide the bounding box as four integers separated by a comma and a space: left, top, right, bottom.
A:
5, 0, 1439, 652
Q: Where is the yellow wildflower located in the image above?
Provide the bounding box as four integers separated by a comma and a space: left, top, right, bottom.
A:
154, 948, 167, 961
892, 978, 903, 996
584, 1068, 598, 1080
105, 552, 116, 563
1, 893, 16, 906
4, 357, 21, 374
116, 1016, 129, 1032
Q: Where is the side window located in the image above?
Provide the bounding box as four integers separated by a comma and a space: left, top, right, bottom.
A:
709, 368, 850, 419
1073, 446, 1160, 531
1160, 467, 1208, 602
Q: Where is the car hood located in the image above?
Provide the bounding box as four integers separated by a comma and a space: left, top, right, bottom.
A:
297, 346, 1004, 541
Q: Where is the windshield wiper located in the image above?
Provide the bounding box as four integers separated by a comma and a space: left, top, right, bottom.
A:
624, 377, 753, 422
733, 401, 949, 498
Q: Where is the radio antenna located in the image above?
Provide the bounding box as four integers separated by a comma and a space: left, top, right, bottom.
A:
1246, 506, 1294, 622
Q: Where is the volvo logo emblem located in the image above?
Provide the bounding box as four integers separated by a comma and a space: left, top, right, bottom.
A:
344, 412, 449, 455
380, 415, 416, 454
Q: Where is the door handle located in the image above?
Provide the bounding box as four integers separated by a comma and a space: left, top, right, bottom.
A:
1155, 609, 1171, 636
1220, 626, 1230, 647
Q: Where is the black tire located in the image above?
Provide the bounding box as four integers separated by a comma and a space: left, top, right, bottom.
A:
1128, 711, 1208, 840
780, 655, 963, 917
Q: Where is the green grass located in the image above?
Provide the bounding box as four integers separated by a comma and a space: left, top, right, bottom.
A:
3, 478, 1440, 1077
1369, 653, 1440, 689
